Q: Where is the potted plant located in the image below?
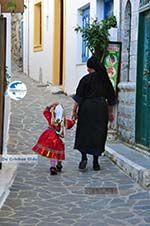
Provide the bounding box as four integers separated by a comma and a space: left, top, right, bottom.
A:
4, 0, 27, 13
75, 16, 117, 62
5, 0, 17, 12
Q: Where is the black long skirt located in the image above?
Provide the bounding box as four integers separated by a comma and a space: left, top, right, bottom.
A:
74, 98, 108, 156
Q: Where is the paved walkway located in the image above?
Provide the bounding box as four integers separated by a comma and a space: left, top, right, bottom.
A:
0, 69, 150, 226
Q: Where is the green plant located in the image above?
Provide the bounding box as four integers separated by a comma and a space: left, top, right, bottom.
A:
5, 0, 17, 12
75, 16, 117, 61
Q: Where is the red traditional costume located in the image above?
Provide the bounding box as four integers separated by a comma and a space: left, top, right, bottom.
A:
32, 104, 75, 161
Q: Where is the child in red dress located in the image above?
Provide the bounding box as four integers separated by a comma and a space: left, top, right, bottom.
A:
32, 103, 75, 175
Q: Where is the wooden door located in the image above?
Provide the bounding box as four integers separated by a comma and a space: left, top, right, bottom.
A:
52, 0, 64, 86
136, 11, 150, 149
0, 17, 6, 169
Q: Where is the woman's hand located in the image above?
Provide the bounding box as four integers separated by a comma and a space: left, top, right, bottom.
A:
108, 112, 114, 122
72, 110, 78, 120
108, 105, 114, 122
72, 102, 79, 120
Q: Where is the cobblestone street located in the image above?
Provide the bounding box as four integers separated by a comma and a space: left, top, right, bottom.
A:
0, 69, 150, 226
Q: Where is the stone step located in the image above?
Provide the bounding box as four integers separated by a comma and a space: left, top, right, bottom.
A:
105, 143, 150, 189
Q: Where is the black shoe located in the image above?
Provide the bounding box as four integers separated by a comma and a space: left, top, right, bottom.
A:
93, 162, 100, 171
50, 167, 57, 175
79, 160, 87, 170
56, 162, 63, 172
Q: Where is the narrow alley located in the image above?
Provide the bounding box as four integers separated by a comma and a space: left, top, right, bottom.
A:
0, 68, 150, 226
0, 0, 150, 225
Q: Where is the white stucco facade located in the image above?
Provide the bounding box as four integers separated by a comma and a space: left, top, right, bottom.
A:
23, 0, 54, 84
23, 0, 120, 95
64, 0, 120, 95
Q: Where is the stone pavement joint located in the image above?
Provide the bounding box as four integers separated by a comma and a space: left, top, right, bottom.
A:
0, 68, 150, 226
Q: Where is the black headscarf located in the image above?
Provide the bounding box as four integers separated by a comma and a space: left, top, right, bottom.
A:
87, 56, 106, 73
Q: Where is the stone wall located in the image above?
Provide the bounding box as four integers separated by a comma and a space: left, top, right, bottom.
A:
117, 82, 136, 143
11, 14, 23, 69
117, 0, 139, 144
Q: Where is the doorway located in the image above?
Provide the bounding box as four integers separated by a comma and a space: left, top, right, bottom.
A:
52, 0, 64, 86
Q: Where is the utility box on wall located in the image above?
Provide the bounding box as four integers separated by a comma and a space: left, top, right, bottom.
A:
0, 0, 24, 13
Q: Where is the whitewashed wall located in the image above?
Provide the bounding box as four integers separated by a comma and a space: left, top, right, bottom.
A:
64, 0, 120, 95
23, 0, 54, 84
23, 0, 120, 94
3, 14, 11, 154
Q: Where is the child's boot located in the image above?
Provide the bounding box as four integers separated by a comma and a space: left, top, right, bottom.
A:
50, 167, 57, 175
56, 161, 63, 172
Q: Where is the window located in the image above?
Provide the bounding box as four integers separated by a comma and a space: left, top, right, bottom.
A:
33, 0, 43, 51
104, 0, 113, 18
82, 7, 90, 62
96, 0, 104, 20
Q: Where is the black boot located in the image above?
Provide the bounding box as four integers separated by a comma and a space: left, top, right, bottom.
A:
56, 161, 63, 172
79, 160, 87, 169
93, 155, 100, 171
79, 152, 88, 169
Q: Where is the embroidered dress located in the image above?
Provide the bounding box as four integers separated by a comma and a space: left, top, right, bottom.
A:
32, 105, 75, 160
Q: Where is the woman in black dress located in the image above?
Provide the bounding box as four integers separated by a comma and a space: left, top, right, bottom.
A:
72, 56, 117, 171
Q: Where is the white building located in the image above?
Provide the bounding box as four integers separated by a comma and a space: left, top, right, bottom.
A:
64, 0, 120, 94
23, 0, 54, 85
23, 0, 120, 95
